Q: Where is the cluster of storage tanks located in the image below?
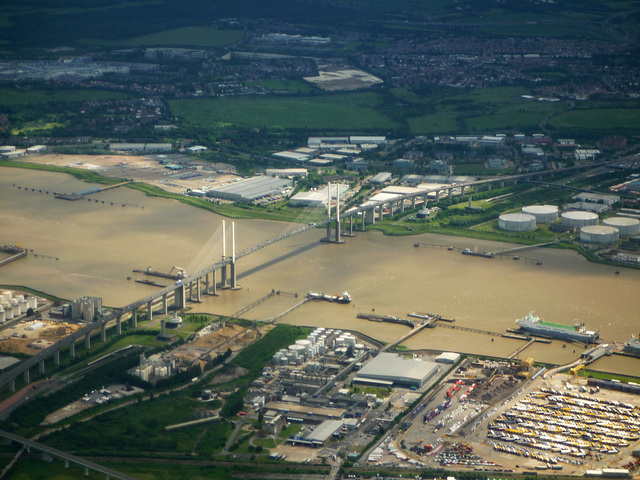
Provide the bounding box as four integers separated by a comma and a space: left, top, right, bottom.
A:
499, 205, 560, 232
272, 328, 366, 366
0, 291, 37, 323
498, 205, 640, 245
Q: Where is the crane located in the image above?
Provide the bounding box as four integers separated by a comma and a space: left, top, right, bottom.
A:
569, 364, 587, 383
169, 266, 187, 278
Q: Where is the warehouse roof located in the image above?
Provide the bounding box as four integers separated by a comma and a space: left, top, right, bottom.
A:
356, 353, 439, 388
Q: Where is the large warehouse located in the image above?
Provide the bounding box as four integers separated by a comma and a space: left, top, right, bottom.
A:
354, 353, 440, 389
206, 176, 291, 203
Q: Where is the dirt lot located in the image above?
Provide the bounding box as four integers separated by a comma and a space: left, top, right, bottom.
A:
21, 153, 239, 195
0, 320, 82, 355
170, 323, 258, 365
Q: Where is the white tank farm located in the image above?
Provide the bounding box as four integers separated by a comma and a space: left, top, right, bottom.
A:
603, 217, 640, 236
295, 339, 312, 347
499, 213, 536, 232
561, 211, 598, 228
522, 205, 559, 223
580, 225, 619, 244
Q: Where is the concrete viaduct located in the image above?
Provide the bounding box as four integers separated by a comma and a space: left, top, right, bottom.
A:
0, 162, 603, 393
0, 429, 140, 479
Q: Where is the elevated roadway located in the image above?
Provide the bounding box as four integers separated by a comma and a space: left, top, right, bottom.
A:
0, 161, 612, 392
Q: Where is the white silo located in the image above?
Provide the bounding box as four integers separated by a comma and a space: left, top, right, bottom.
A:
603, 217, 640, 237
82, 299, 95, 321
14, 294, 24, 303
499, 213, 536, 232
27, 296, 37, 309
11, 299, 20, 316
344, 336, 356, 346
0, 295, 4, 304
561, 211, 598, 228
71, 301, 82, 320
2, 291, 12, 301
0, 307, 5, 323
580, 225, 619, 244
19, 299, 28, 314
3, 303, 13, 320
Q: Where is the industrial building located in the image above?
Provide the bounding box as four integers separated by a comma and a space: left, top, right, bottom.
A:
602, 217, 640, 236
265, 168, 308, 178
271, 150, 312, 162
522, 205, 559, 223
561, 211, 599, 229
70, 296, 102, 321
287, 419, 345, 447
499, 213, 537, 232
289, 183, 348, 208
354, 353, 440, 389
206, 176, 291, 203
370, 172, 392, 184
580, 225, 619, 244
436, 352, 461, 364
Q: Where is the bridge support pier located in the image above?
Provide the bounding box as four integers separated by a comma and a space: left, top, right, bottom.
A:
101, 324, 106, 342
229, 263, 237, 289
147, 301, 153, 321
162, 294, 168, 314
85, 333, 91, 350
221, 266, 227, 289
54, 351, 60, 366
84, 466, 89, 476
9, 379, 15, 393
64, 459, 69, 468
335, 220, 341, 243
486, 183, 492, 191
211, 271, 217, 295
174, 285, 185, 309
412, 197, 416, 209
400, 199, 405, 213
366, 208, 375, 225
69, 342, 75, 358
204, 273, 210, 295
196, 280, 201, 301
39, 359, 45, 375
448, 188, 453, 199
116, 315, 122, 334
23, 369, 29, 384
326, 222, 332, 243
132, 309, 137, 328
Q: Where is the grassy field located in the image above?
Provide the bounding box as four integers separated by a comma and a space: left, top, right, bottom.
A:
0, 88, 130, 106
84, 26, 244, 47
548, 108, 640, 130
169, 93, 400, 131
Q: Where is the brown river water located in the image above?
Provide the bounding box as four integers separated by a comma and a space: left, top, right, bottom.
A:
1, 167, 639, 374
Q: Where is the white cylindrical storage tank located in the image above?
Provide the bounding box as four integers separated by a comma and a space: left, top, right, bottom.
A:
0, 295, 4, 304
317, 327, 325, 332
345, 336, 356, 346
603, 217, 640, 237
306, 347, 313, 358
19, 299, 28, 314
522, 205, 559, 223
306, 335, 316, 342
355, 343, 365, 350
281, 357, 289, 366
295, 339, 311, 348
561, 211, 598, 229
319, 345, 327, 355
27, 296, 37, 309
335, 337, 345, 346
499, 213, 536, 232
71, 301, 82, 319
2, 291, 12, 301
580, 225, 619, 244
0, 308, 5, 323
14, 295, 24, 303
11, 299, 20, 316
3, 303, 13, 320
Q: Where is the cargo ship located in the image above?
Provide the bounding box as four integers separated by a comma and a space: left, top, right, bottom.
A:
624, 335, 640, 356
307, 291, 352, 303
516, 311, 599, 344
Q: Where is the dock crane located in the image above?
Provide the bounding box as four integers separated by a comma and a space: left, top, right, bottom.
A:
169, 266, 187, 279
569, 364, 588, 384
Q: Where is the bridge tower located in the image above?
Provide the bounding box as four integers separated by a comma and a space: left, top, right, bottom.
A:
221, 221, 228, 287
323, 182, 344, 244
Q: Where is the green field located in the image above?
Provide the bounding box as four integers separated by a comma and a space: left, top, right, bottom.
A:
548, 108, 640, 130
0, 88, 130, 106
169, 93, 400, 131
84, 26, 244, 47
